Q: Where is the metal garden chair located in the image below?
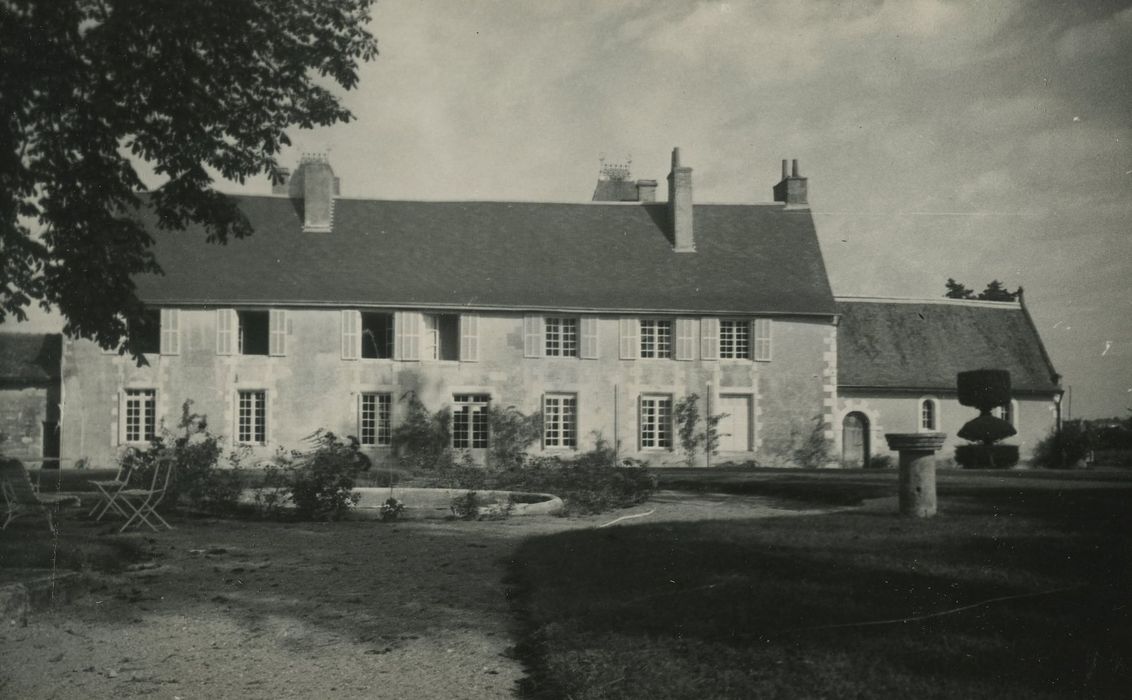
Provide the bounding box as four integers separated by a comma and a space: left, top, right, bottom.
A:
116, 457, 175, 533
1, 459, 82, 533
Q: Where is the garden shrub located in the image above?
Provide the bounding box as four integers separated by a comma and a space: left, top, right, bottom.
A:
487, 405, 542, 470
391, 392, 452, 471
450, 491, 481, 520
792, 416, 832, 469
287, 430, 371, 520
121, 400, 239, 513
954, 443, 1020, 469
1031, 420, 1090, 469
674, 394, 728, 467
866, 454, 895, 470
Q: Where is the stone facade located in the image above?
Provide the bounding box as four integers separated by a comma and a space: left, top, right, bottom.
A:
61, 310, 831, 468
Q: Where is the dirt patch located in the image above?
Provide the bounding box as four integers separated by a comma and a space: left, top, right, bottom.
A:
0, 493, 822, 698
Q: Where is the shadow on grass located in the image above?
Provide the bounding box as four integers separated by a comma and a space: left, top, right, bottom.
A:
509, 487, 1131, 699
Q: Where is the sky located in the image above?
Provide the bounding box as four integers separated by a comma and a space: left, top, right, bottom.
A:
10, 0, 1132, 418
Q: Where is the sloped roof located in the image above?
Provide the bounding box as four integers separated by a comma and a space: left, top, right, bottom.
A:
133, 195, 836, 316
0, 334, 61, 383
836, 298, 1060, 394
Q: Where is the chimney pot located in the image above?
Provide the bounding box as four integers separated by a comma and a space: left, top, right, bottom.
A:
781, 159, 788, 179
773, 157, 809, 209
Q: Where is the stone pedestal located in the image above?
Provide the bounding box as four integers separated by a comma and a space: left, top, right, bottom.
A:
885, 433, 947, 518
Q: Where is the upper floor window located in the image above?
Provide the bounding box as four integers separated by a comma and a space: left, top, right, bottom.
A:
545, 318, 579, 357
639, 320, 673, 359
361, 312, 394, 359
453, 394, 490, 449
238, 311, 270, 355
423, 314, 460, 361
359, 393, 392, 447
919, 398, 938, 431
123, 389, 156, 443
129, 310, 162, 355
719, 320, 750, 360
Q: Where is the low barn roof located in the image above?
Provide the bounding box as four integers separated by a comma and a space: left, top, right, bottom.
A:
836, 298, 1060, 394
133, 196, 836, 317
0, 334, 61, 383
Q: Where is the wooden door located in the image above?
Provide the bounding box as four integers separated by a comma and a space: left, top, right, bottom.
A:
842, 412, 869, 467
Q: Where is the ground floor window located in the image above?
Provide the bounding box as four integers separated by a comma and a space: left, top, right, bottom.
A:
238, 390, 267, 444
993, 401, 1015, 427
124, 389, 156, 443
919, 398, 938, 431
543, 393, 577, 448
359, 393, 392, 446
453, 393, 490, 448
640, 394, 673, 449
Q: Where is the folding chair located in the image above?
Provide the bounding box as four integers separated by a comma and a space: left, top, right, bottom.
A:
1, 459, 81, 533
117, 458, 175, 533
88, 462, 134, 521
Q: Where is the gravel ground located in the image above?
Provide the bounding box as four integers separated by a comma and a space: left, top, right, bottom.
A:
0, 491, 819, 699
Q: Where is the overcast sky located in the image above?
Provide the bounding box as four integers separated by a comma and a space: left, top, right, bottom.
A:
14, 0, 1132, 418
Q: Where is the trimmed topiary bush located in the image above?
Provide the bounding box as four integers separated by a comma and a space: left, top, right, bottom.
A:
954, 444, 1020, 469
957, 369, 1012, 411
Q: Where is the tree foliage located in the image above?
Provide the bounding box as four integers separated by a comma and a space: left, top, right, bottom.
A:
1, 1, 378, 353
944, 278, 1020, 302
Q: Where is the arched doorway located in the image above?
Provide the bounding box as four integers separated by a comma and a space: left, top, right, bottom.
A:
842, 412, 870, 468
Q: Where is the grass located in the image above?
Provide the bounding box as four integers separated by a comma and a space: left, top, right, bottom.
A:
510, 472, 1132, 699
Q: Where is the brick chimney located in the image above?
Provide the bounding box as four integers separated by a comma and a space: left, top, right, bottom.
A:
667, 148, 694, 252
289, 154, 337, 233
773, 159, 808, 209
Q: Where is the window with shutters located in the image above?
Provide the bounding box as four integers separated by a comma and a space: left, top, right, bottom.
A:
640, 394, 673, 449
452, 394, 490, 449
422, 314, 460, 361
639, 320, 673, 359
543, 394, 577, 449
361, 312, 395, 359
123, 389, 156, 444
993, 400, 1017, 429
544, 317, 579, 357
719, 320, 750, 360
237, 390, 267, 444
237, 311, 270, 355
359, 393, 392, 447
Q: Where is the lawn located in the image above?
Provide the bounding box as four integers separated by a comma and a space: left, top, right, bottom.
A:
510, 470, 1132, 699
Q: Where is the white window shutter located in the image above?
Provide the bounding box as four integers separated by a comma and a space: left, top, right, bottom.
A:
340, 310, 360, 360
700, 317, 719, 360
269, 309, 287, 356
753, 318, 772, 361
619, 318, 639, 359
460, 313, 479, 362
580, 316, 599, 359
160, 309, 180, 355
675, 318, 695, 361
523, 315, 544, 358
216, 309, 235, 355
395, 311, 421, 361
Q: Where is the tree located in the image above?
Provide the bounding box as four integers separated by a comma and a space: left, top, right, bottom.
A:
1, 1, 378, 354
944, 278, 1020, 302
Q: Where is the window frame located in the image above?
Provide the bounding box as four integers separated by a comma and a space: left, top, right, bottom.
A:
359, 392, 393, 447
122, 388, 157, 445
638, 319, 674, 360
543, 393, 578, 449
237, 390, 268, 445
718, 319, 751, 360
918, 397, 940, 432
639, 393, 674, 450
544, 316, 580, 358
452, 393, 491, 449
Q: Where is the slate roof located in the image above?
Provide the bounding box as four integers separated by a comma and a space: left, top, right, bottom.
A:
0, 334, 61, 383
133, 195, 836, 316
836, 298, 1060, 394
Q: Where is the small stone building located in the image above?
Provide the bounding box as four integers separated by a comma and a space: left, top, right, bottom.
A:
835, 296, 1062, 466
0, 333, 62, 463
